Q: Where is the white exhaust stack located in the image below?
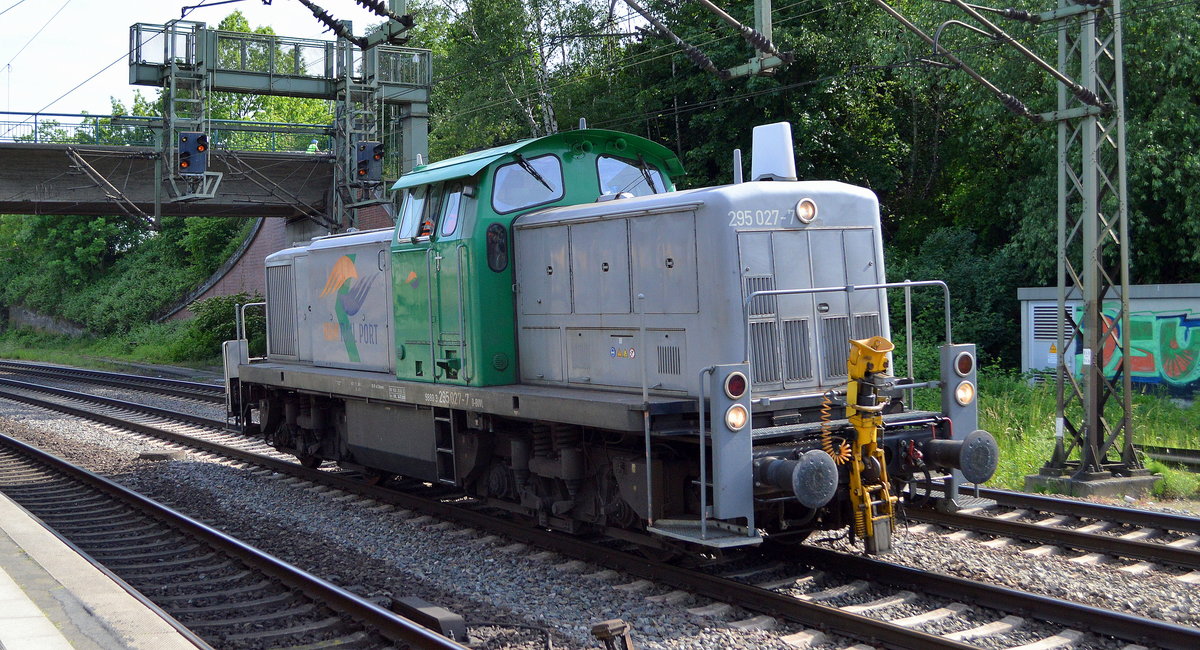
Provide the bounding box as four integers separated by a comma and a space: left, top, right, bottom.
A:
750, 122, 797, 181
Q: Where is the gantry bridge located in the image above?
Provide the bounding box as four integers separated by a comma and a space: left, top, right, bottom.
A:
0, 15, 429, 234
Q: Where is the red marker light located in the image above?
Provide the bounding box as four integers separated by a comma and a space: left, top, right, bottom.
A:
724, 372, 747, 399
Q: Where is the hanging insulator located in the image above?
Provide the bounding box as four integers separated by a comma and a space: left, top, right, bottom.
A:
999, 8, 1041, 23
999, 93, 1029, 116
297, 0, 368, 48
353, 0, 415, 28
740, 26, 774, 53
680, 42, 730, 80
1071, 85, 1102, 107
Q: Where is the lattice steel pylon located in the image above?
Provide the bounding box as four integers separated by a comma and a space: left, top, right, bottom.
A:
1042, 0, 1142, 481
869, 0, 1149, 491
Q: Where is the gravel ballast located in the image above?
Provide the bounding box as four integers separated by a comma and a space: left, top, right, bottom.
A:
2, 379, 1198, 649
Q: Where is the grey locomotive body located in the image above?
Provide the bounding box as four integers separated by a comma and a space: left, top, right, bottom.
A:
514, 180, 887, 398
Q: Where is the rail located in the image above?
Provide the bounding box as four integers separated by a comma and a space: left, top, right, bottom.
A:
0, 433, 466, 648
0, 111, 333, 152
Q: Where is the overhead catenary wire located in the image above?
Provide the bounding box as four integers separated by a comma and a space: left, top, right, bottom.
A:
2, 0, 1189, 161
0, 0, 31, 19
589, 0, 1192, 131
437, 0, 1193, 133
433, 0, 856, 123
2, 0, 74, 70
0, 30, 162, 139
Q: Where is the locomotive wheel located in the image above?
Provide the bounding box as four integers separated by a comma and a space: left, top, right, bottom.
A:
767, 529, 814, 547
297, 453, 322, 469
636, 542, 685, 562
363, 469, 395, 485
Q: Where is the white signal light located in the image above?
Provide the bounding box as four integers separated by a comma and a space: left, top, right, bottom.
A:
955, 380, 976, 406
725, 404, 749, 431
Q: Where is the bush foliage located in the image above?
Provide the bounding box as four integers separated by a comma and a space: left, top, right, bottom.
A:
170, 293, 266, 362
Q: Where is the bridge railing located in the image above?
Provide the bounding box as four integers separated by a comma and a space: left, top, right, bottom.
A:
0, 112, 334, 152
129, 22, 432, 98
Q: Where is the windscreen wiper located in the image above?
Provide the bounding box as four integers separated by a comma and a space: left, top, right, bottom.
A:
636, 154, 659, 194
513, 153, 554, 192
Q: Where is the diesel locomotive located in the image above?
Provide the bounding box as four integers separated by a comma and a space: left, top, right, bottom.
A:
224, 122, 998, 554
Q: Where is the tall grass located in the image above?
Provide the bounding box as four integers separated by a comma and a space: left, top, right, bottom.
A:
979, 368, 1200, 498
978, 371, 1060, 491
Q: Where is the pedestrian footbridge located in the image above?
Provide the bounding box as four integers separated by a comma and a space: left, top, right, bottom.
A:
0, 112, 334, 221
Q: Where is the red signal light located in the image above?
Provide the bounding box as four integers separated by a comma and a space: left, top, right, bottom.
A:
197, 144, 206, 152
724, 372, 748, 399
180, 160, 190, 168
955, 351, 975, 377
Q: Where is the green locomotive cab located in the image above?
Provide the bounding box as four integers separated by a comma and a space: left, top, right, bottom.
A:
389, 130, 685, 386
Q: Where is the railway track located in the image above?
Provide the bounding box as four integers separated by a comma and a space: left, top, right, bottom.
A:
2, 369, 1198, 648
1137, 444, 1200, 472
904, 486, 1200, 578
0, 359, 224, 404
0, 433, 465, 649
0, 375, 280, 459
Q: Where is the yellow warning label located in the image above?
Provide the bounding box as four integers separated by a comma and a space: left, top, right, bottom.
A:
1048, 344, 1057, 354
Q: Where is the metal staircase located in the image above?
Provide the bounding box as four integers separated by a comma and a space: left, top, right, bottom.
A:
161, 20, 221, 202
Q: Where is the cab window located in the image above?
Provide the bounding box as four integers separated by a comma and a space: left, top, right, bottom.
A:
491, 154, 564, 214
397, 186, 428, 240
417, 184, 443, 237
440, 183, 463, 237
597, 155, 664, 197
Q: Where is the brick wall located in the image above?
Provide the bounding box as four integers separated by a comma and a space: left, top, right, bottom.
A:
168, 218, 287, 320
170, 209, 395, 320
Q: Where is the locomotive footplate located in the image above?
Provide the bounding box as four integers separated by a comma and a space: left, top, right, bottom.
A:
749, 410, 943, 442
647, 518, 762, 548
237, 362, 693, 432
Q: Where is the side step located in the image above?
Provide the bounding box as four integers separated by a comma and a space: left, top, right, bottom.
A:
648, 519, 762, 548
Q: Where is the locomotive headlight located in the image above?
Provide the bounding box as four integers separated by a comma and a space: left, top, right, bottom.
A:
954, 350, 975, 377
954, 380, 976, 406
795, 198, 818, 224
725, 404, 749, 431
